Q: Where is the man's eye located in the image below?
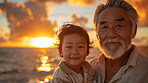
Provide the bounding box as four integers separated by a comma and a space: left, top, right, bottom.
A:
101, 26, 107, 29
116, 24, 122, 28
98, 25, 108, 33
66, 46, 71, 48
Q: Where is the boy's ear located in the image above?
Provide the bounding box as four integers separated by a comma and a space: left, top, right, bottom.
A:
59, 48, 63, 57
60, 52, 63, 57
131, 25, 137, 39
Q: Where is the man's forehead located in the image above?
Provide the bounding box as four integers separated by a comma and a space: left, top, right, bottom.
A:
98, 7, 128, 22
99, 7, 128, 18
98, 17, 125, 25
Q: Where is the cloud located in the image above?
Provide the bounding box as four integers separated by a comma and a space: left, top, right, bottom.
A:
71, 13, 89, 27
0, 0, 58, 42
0, 27, 10, 42
67, 0, 96, 6
0, 28, 3, 38
36, 0, 96, 6
128, 0, 148, 27
35, 0, 67, 4
133, 36, 148, 46
0, 0, 96, 43
0, 37, 6, 42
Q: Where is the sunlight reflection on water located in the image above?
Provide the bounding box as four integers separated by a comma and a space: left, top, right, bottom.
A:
0, 47, 100, 83
34, 49, 57, 83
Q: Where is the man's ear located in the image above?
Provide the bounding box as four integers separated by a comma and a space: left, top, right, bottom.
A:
131, 24, 137, 39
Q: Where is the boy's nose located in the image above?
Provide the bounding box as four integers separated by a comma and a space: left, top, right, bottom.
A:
72, 47, 79, 55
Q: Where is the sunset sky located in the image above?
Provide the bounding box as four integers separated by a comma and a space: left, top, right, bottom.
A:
0, 0, 148, 48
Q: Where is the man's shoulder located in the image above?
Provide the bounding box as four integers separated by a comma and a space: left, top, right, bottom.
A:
138, 53, 148, 65
90, 58, 99, 64
89, 57, 100, 69
89, 54, 104, 64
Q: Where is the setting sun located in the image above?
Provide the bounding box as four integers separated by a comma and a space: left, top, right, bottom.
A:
30, 37, 54, 48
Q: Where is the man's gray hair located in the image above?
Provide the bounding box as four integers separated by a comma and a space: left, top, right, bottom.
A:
93, 0, 139, 32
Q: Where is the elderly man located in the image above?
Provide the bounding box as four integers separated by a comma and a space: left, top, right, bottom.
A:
91, 0, 148, 83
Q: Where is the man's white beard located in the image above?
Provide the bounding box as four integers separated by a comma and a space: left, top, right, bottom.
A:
99, 38, 131, 60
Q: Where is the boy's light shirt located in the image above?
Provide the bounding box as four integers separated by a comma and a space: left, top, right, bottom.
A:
51, 61, 96, 83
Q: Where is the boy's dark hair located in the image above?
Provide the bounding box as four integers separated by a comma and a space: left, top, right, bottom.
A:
55, 23, 94, 57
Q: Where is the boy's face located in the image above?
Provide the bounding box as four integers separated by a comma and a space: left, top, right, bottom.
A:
61, 33, 88, 68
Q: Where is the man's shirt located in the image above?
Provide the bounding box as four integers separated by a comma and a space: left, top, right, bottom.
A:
90, 45, 148, 83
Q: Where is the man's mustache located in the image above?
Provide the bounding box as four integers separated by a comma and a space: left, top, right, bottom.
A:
103, 38, 124, 45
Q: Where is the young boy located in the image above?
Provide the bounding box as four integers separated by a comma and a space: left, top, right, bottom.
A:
51, 24, 95, 83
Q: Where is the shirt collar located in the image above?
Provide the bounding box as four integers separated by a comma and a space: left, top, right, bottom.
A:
97, 45, 140, 78
59, 60, 92, 74
98, 45, 139, 67
126, 45, 139, 68
59, 61, 75, 73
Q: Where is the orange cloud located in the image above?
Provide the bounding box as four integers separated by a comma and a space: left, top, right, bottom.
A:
0, 27, 10, 42
34, 0, 66, 3
0, 9, 2, 13
45, 3, 56, 17
32, 0, 96, 6
133, 36, 148, 46
0, 28, 3, 38
128, 0, 148, 27
0, 0, 58, 42
71, 13, 89, 27
67, 0, 96, 6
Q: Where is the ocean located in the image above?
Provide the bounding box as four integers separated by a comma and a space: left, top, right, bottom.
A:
0, 46, 147, 83
0, 47, 101, 83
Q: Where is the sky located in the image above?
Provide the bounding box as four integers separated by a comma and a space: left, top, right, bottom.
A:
0, 0, 148, 47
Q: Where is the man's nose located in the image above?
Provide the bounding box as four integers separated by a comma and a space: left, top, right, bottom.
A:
107, 26, 118, 38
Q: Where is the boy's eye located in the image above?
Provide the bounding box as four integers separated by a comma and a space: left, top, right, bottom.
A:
79, 46, 84, 48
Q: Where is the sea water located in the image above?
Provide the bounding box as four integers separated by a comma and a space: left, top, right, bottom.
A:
0, 47, 101, 83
